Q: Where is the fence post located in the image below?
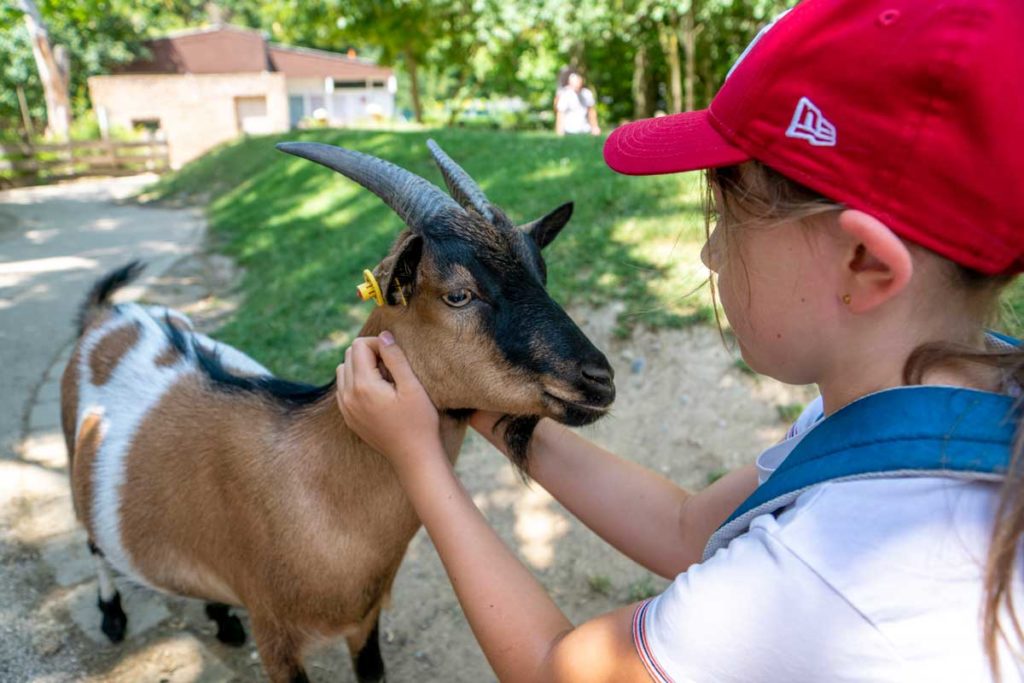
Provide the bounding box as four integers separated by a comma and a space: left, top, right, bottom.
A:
16, 86, 35, 140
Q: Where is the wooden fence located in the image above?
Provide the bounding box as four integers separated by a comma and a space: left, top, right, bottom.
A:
0, 139, 170, 185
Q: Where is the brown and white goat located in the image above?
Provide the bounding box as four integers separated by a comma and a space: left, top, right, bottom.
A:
61, 140, 615, 683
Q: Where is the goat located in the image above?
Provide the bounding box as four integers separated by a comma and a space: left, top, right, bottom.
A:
61, 140, 616, 682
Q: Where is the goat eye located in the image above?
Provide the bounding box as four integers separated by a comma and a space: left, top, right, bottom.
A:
442, 289, 473, 307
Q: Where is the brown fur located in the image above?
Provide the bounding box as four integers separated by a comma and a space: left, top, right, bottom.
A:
153, 345, 180, 368
88, 322, 141, 386
64, 293, 482, 681
71, 411, 103, 535
373, 252, 548, 415
115, 366, 465, 681
60, 345, 82, 465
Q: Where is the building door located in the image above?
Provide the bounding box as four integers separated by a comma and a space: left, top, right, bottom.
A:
288, 95, 304, 128
235, 96, 271, 135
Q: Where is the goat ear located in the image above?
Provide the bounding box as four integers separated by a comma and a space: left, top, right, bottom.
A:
374, 232, 423, 305
521, 202, 573, 250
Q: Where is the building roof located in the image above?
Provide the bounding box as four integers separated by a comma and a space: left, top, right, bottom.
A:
115, 25, 392, 81
268, 44, 391, 81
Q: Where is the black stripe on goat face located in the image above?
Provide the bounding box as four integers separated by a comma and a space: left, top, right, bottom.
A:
423, 226, 615, 427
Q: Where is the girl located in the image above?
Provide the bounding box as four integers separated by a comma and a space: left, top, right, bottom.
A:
337, 0, 1024, 680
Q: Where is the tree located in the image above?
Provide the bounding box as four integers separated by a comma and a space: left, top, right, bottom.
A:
256, 0, 478, 124
0, 0, 797, 137
17, 0, 70, 138
0, 0, 202, 138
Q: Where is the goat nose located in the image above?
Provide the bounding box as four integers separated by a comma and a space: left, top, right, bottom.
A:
581, 361, 614, 387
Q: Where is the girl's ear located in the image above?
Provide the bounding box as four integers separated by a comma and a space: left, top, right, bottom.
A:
837, 209, 913, 313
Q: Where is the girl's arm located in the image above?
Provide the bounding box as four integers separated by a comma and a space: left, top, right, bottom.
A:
339, 335, 651, 682
399, 438, 651, 681
472, 412, 758, 578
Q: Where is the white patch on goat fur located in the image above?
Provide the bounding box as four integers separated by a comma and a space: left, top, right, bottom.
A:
77, 304, 193, 588
144, 305, 191, 329
143, 305, 270, 377
94, 554, 117, 601
78, 304, 272, 590
193, 332, 271, 376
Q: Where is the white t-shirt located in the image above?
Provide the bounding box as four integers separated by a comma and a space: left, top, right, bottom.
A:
634, 399, 1023, 682
556, 86, 595, 134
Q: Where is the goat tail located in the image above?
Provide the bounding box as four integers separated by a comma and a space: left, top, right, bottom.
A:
76, 260, 146, 336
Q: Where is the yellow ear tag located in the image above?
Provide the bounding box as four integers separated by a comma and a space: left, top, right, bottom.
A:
356, 269, 385, 306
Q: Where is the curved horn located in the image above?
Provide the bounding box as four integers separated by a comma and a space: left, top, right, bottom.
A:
426, 139, 495, 223
276, 142, 461, 232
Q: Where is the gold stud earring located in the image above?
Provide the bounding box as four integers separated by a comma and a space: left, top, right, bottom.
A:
841, 294, 852, 305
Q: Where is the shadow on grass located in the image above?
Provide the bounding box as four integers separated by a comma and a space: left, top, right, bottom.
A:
147, 128, 713, 381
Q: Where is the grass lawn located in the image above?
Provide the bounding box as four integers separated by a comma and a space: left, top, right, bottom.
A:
146, 128, 712, 380
147, 127, 1023, 382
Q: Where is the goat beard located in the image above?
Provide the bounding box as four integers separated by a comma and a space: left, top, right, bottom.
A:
494, 414, 541, 482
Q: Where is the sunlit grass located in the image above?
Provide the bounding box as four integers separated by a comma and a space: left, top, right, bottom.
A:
147, 128, 713, 380
146, 127, 1024, 381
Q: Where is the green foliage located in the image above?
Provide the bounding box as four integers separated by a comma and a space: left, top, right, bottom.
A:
733, 357, 756, 376
0, 20, 43, 134
627, 576, 659, 602
587, 574, 613, 596
776, 402, 805, 424
706, 467, 729, 486
67, 109, 133, 141
1000, 278, 1024, 339
146, 129, 711, 380
0, 0, 213, 132
3, 0, 797, 135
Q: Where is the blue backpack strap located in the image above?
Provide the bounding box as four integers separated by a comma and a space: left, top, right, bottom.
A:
703, 386, 1018, 561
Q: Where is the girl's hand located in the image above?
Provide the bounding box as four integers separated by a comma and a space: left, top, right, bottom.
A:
336, 332, 443, 476
468, 410, 504, 442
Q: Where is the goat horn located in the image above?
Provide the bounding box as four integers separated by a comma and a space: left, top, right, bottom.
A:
426, 139, 496, 223
276, 142, 461, 232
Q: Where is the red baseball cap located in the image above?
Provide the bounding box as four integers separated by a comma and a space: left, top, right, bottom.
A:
604, 0, 1024, 275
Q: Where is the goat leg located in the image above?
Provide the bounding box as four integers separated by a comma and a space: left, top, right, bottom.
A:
347, 613, 386, 683
88, 540, 127, 643
204, 601, 246, 646
250, 612, 310, 683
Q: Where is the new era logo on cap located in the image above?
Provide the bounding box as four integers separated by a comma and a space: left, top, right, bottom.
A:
786, 97, 837, 147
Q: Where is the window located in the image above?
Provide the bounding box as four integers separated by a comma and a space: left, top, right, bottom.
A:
132, 118, 161, 133
234, 96, 271, 135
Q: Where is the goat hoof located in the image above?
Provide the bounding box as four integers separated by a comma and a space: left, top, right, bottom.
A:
215, 614, 246, 647
98, 592, 127, 643
205, 602, 246, 646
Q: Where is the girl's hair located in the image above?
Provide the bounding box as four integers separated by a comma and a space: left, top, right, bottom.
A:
706, 160, 1024, 679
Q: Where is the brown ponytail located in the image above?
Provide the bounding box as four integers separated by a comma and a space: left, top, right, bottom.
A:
985, 437, 1024, 680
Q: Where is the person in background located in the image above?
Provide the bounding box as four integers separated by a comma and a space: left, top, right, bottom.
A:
555, 68, 600, 136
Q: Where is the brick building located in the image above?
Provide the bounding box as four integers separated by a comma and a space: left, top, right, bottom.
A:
88, 25, 395, 168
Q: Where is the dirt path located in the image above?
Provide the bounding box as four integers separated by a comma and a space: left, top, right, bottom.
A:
1, 186, 813, 681
0, 176, 207, 682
